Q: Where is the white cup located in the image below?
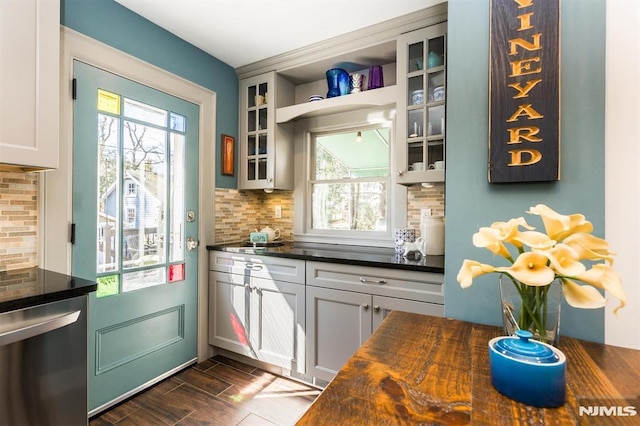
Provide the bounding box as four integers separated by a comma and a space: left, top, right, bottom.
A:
429, 160, 444, 170
410, 162, 424, 171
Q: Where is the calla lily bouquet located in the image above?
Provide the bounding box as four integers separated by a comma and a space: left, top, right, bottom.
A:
457, 204, 626, 343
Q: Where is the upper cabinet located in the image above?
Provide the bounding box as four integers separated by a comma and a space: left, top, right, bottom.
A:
236, 4, 447, 190
0, 0, 60, 171
395, 23, 447, 185
238, 72, 294, 190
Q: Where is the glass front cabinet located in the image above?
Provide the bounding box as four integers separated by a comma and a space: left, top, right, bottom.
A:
396, 23, 447, 185
239, 72, 293, 190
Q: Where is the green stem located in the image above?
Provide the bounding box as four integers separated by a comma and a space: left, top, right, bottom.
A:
504, 274, 553, 343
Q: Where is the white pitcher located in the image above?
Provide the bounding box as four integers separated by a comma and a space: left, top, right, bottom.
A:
255, 226, 280, 241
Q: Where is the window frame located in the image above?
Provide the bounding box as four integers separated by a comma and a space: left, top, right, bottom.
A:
307, 125, 391, 239
292, 107, 406, 248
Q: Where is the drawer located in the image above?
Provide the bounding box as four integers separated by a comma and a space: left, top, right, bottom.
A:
209, 251, 305, 284
306, 261, 444, 305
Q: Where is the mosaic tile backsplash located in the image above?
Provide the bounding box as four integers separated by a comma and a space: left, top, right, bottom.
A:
214, 189, 294, 244
214, 184, 445, 243
0, 171, 39, 271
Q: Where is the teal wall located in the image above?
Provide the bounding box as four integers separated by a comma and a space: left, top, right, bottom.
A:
61, 0, 239, 189
445, 0, 606, 342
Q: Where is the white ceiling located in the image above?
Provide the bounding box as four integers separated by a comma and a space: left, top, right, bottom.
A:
114, 0, 434, 69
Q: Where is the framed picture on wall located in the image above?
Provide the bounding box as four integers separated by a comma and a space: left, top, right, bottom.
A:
221, 134, 235, 176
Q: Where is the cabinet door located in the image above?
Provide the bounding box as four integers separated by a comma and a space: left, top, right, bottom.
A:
239, 73, 275, 190
208, 271, 252, 356
396, 23, 447, 185
0, 0, 59, 169
372, 295, 445, 331
250, 277, 305, 373
306, 286, 371, 382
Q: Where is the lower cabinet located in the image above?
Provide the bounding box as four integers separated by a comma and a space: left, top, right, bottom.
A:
305, 261, 444, 382
208, 252, 306, 373
208, 251, 444, 383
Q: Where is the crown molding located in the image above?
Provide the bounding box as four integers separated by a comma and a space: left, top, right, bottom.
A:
235, 3, 447, 81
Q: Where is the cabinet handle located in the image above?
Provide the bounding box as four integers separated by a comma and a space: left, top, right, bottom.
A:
359, 277, 387, 285
373, 305, 380, 312
362, 303, 369, 310
245, 264, 263, 271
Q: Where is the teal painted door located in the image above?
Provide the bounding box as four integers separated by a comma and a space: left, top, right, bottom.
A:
72, 61, 199, 413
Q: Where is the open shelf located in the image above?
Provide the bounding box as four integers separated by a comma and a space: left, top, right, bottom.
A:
275, 85, 397, 123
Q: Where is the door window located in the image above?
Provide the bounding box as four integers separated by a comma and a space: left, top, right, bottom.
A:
96, 89, 187, 296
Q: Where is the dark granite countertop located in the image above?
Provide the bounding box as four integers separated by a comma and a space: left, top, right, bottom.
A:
0, 267, 97, 313
206, 241, 444, 274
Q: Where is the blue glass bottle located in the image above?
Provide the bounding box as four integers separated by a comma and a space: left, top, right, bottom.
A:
326, 68, 349, 98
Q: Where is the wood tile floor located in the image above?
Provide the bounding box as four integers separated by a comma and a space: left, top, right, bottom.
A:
89, 355, 321, 426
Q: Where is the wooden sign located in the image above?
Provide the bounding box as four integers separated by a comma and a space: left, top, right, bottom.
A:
489, 0, 560, 183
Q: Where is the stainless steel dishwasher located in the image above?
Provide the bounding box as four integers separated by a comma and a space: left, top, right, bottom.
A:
0, 295, 88, 425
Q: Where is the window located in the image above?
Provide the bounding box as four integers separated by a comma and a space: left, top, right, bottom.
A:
308, 126, 390, 237
126, 207, 136, 224
127, 182, 137, 196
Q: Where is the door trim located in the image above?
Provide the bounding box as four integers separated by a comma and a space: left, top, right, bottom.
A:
42, 26, 216, 361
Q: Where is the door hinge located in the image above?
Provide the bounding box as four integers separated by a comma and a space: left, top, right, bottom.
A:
72, 78, 77, 100
70, 223, 76, 244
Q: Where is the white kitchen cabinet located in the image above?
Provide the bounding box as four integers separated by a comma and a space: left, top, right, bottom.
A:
208, 251, 305, 373
395, 23, 447, 185
238, 72, 294, 190
305, 261, 444, 381
0, 0, 60, 170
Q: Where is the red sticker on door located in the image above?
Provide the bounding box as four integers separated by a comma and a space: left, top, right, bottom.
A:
169, 263, 185, 283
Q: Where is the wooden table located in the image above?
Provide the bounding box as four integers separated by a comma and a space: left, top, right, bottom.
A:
297, 311, 640, 425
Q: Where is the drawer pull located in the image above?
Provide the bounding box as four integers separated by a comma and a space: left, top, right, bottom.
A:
359, 277, 387, 285
362, 304, 369, 310
373, 305, 380, 312
245, 264, 263, 271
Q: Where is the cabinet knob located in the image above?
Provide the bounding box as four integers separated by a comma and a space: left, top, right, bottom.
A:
362, 303, 369, 310
373, 305, 380, 312
397, 170, 405, 176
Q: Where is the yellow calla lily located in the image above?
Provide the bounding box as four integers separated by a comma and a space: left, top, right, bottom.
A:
560, 278, 607, 309
494, 252, 555, 286
527, 204, 593, 241
456, 259, 496, 288
489, 217, 535, 248
563, 232, 615, 264
511, 231, 556, 250
472, 227, 512, 260
458, 204, 627, 332
574, 264, 627, 314
541, 243, 586, 276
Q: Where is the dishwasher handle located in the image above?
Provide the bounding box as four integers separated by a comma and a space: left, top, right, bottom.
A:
0, 310, 81, 347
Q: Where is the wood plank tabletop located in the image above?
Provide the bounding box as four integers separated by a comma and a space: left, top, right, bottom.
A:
296, 311, 640, 425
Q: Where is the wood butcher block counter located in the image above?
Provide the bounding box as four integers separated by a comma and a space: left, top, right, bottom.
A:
296, 311, 640, 425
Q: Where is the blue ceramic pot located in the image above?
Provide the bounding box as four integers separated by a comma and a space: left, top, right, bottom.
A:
326, 68, 349, 98
489, 330, 566, 408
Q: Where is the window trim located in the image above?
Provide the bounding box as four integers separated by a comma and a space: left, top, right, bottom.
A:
307, 125, 391, 239
292, 107, 407, 248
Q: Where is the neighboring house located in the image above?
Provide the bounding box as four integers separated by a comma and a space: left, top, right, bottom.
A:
100, 170, 163, 262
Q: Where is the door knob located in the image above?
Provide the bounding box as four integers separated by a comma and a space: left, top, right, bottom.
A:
186, 237, 199, 251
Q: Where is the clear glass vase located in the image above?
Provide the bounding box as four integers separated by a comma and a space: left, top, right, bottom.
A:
499, 276, 562, 346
